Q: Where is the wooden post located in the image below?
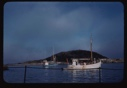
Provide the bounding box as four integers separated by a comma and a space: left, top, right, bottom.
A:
24, 65, 27, 83
99, 67, 101, 83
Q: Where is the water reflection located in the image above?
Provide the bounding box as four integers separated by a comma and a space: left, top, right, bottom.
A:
65, 69, 100, 83
4, 63, 123, 83
44, 66, 49, 68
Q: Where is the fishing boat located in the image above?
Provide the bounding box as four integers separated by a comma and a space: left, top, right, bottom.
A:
49, 57, 57, 66
63, 58, 101, 70
43, 46, 58, 66
49, 46, 58, 66
43, 60, 49, 66
63, 35, 101, 70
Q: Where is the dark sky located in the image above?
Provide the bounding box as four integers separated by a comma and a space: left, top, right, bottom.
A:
4, 2, 124, 64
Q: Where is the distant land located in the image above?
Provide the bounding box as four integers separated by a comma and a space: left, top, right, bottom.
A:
5, 50, 124, 67
44, 49, 107, 62
7, 50, 108, 65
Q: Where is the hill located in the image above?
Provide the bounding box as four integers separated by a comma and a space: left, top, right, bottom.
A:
23, 49, 108, 64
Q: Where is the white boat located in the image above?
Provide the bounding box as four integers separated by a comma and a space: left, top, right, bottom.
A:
49, 58, 58, 66
43, 46, 58, 66
63, 34, 101, 70
43, 60, 49, 66
43, 58, 57, 67
48, 46, 58, 66
63, 59, 101, 70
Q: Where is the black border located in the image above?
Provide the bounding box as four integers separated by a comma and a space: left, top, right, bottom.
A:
1, 0, 126, 88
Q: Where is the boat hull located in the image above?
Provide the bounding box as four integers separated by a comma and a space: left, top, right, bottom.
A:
49, 61, 58, 66
63, 61, 101, 70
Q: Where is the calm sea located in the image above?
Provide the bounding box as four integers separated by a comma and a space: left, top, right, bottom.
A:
3, 63, 124, 83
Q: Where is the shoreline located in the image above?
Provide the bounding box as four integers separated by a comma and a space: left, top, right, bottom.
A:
4, 62, 124, 67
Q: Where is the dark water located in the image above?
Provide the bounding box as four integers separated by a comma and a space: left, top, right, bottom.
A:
3, 63, 124, 83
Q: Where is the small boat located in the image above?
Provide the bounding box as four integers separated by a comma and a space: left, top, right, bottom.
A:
43, 46, 58, 67
43, 60, 49, 66
48, 57, 58, 66
48, 46, 58, 66
63, 34, 101, 70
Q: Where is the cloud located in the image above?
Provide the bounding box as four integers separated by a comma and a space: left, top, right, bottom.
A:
4, 2, 124, 64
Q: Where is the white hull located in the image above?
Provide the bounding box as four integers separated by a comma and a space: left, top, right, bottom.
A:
43, 62, 49, 66
49, 61, 58, 66
63, 60, 101, 70
43, 62, 58, 67
49, 63, 58, 66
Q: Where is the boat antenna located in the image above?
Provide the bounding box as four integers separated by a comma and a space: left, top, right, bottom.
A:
90, 34, 93, 61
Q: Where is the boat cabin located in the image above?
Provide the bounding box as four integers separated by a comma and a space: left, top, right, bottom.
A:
43, 60, 49, 65
72, 59, 79, 65
71, 58, 98, 65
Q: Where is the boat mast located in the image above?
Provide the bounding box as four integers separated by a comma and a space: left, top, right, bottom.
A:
53, 46, 54, 61
90, 34, 93, 61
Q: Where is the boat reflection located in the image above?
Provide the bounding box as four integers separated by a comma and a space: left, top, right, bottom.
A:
65, 69, 100, 82
44, 65, 49, 68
